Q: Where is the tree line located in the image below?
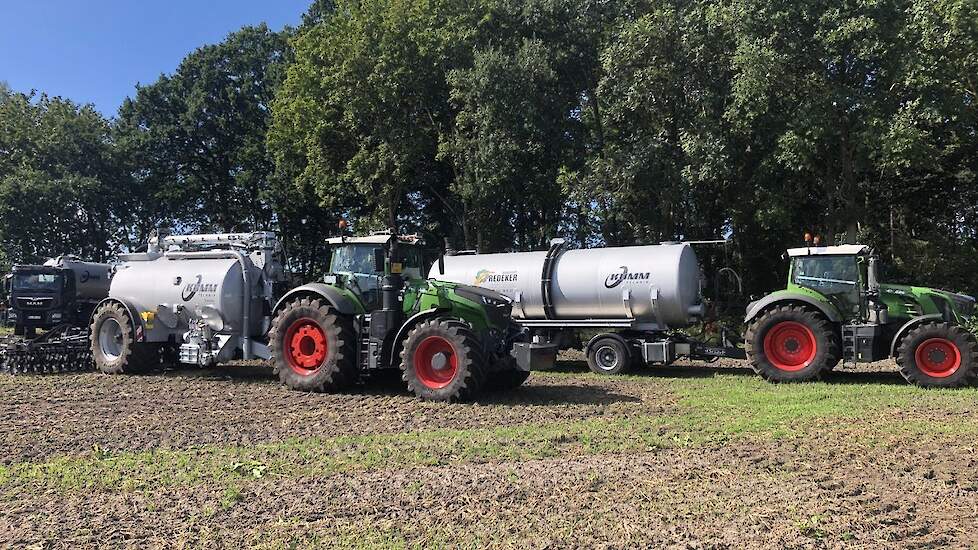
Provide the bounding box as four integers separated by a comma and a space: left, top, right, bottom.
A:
1, 0, 976, 297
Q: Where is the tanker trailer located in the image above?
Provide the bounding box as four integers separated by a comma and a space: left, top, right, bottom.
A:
89, 232, 285, 373
6, 256, 111, 337
429, 239, 745, 374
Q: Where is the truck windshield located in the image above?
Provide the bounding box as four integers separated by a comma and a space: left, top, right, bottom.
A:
13, 273, 62, 291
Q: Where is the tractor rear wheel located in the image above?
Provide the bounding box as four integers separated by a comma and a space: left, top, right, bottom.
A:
896, 322, 978, 388
746, 305, 840, 382
400, 318, 487, 402
90, 302, 158, 374
269, 297, 358, 392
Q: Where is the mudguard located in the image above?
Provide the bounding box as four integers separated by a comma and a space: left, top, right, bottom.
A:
889, 313, 944, 357
745, 293, 842, 324
273, 283, 359, 316
392, 309, 444, 357
91, 297, 145, 342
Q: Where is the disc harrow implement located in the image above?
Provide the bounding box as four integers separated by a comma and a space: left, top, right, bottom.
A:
0, 325, 94, 375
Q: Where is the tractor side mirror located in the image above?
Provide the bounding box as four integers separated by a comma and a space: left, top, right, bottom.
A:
373, 248, 386, 273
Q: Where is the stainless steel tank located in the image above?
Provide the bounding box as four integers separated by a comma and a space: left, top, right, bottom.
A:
110, 255, 264, 336
44, 256, 112, 302
429, 243, 703, 328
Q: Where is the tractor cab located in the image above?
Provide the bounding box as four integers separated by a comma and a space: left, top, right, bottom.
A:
324, 233, 425, 310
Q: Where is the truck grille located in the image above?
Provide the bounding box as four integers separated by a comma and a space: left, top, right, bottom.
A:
16, 297, 54, 310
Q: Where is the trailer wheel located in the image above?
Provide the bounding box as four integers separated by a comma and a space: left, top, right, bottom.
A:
586, 337, 632, 375
896, 322, 978, 388
269, 297, 358, 392
487, 356, 531, 391
400, 318, 487, 402
90, 303, 157, 374
745, 305, 839, 382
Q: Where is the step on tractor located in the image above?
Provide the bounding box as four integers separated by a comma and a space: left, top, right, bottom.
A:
269, 231, 553, 401
745, 241, 977, 387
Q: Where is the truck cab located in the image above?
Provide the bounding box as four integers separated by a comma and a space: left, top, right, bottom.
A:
7, 265, 68, 336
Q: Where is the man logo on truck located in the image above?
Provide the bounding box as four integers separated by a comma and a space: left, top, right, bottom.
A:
604, 266, 651, 288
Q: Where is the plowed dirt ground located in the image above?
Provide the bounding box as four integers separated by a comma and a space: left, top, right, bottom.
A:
3, 355, 978, 549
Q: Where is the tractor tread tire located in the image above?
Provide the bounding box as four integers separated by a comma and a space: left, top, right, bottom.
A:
745, 305, 840, 382
269, 297, 358, 392
896, 322, 978, 388
400, 318, 487, 402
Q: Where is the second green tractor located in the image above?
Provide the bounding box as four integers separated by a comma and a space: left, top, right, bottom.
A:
746, 244, 977, 387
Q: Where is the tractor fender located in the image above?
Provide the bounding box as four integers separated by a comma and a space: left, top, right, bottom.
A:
745, 293, 842, 324
91, 297, 145, 342
389, 308, 447, 368
888, 314, 944, 357
273, 283, 358, 316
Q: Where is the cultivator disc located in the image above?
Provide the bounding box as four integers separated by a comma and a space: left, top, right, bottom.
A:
0, 325, 94, 375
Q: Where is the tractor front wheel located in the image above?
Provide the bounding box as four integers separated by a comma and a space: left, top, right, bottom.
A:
896, 322, 977, 388
269, 297, 358, 392
746, 305, 840, 382
400, 318, 487, 402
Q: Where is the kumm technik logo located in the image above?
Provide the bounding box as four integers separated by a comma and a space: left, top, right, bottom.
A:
604, 266, 651, 288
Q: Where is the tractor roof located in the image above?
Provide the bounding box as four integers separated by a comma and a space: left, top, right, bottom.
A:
325, 232, 422, 246
787, 244, 870, 257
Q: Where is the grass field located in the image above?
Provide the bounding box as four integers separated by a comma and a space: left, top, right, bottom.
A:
2, 358, 978, 548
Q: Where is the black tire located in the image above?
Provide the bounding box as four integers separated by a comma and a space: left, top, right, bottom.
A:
269, 297, 358, 392
586, 337, 632, 375
400, 318, 487, 402
896, 322, 978, 388
745, 305, 840, 382
487, 355, 531, 391
90, 302, 157, 374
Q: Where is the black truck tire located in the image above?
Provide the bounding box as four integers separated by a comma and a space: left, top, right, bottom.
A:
90, 302, 158, 374
746, 305, 840, 382
400, 318, 487, 402
586, 337, 632, 375
896, 322, 978, 388
269, 297, 358, 392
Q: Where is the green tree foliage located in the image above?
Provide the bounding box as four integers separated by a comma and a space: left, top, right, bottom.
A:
0, 92, 124, 265
1, 0, 976, 298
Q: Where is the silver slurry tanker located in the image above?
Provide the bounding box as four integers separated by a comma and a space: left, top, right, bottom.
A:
429, 239, 745, 374
91, 232, 285, 373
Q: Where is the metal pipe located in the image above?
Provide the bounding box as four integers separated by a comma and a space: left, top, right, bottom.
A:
164, 250, 253, 360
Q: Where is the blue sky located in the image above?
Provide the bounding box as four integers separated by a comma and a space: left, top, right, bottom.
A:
0, 0, 310, 117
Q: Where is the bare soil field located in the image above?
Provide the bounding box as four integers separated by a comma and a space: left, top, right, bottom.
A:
3, 355, 978, 548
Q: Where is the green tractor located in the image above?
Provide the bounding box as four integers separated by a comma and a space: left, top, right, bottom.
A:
745, 243, 977, 387
268, 232, 553, 401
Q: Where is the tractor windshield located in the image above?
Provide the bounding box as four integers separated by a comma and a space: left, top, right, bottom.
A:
330, 245, 379, 275
13, 272, 62, 292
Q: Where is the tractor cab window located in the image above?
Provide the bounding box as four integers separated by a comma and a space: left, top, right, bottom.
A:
330, 244, 380, 275
792, 255, 860, 315
12, 273, 62, 292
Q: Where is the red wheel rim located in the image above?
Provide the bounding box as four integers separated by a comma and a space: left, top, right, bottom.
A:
915, 338, 961, 378
284, 318, 329, 376
763, 321, 817, 372
413, 335, 458, 389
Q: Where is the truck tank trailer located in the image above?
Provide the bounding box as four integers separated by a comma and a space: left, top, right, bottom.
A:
429, 239, 745, 374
